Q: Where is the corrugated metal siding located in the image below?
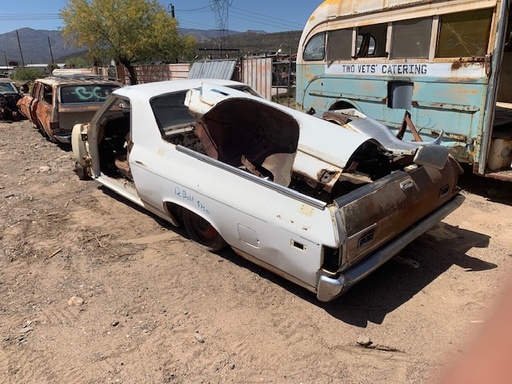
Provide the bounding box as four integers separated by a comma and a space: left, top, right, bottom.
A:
188, 60, 237, 80
242, 58, 273, 100
133, 64, 190, 84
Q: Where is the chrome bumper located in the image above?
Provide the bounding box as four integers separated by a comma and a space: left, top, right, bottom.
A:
316, 194, 465, 302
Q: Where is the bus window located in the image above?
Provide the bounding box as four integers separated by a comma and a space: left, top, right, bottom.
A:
436, 9, 493, 58
391, 17, 432, 59
356, 23, 387, 58
327, 29, 353, 61
303, 32, 326, 61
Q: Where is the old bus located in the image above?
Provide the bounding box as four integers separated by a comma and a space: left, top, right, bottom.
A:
296, 0, 512, 180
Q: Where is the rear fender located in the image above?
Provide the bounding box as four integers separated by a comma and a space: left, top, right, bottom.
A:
164, 199, 222, 236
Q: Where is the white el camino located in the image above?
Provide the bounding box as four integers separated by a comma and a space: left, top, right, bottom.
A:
72, 79, 464, 302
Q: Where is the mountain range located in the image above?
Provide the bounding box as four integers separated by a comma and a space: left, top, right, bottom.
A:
0, 27, 300, 65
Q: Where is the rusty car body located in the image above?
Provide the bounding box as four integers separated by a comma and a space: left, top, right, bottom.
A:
0, 80, 22, 121
17, 76, 120, 143
72, 79, 464, 302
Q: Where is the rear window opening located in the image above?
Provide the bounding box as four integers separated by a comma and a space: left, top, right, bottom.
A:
61, 84, 119, 104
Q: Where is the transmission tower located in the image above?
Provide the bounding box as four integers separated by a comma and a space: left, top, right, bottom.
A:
210, 0, 233, 51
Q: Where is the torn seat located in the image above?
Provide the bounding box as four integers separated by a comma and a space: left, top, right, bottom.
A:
115, 155, 132, 180
114, 132, 133, 180
194, 120, 219, 160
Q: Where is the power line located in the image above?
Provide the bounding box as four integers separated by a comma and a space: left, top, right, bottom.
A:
231, 6, 303, 30
176, 4, 304, 33
173, 4, 214, 29
173, 1, 307, 32
229, 10, 302, 31
175, 6, 211, 13
178, 19, 217, 30
0, 14, 61, 21
0, 6, 305, 31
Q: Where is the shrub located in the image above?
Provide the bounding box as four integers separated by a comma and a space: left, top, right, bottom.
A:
13, 67, 45, 82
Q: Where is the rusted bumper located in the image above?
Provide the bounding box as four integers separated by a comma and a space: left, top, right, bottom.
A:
316, 194, 465, 302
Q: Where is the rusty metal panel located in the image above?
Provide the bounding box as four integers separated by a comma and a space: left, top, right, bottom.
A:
315, 0, 497, 18
188, 60, 237, 80
134, 64, 190, 84
242, 58, 272, 100
335, 156, 461, 267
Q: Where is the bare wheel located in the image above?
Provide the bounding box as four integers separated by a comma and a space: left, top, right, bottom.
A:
182, 210, 227, 251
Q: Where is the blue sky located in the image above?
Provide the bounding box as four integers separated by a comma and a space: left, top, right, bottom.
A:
0, 1, 324, 34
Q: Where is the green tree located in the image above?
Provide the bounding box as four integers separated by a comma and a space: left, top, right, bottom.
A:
60, 0, 197, 85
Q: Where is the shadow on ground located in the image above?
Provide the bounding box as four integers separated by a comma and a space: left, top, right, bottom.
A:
458, 168, 512, 205
99, 184, 492, 328
218, 222, 491, 327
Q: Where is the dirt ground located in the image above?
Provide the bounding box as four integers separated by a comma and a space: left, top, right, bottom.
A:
1, 119, 512, 384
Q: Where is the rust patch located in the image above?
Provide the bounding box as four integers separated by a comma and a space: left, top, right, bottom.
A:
451, 61, 463, 71
451, 59, 485, 71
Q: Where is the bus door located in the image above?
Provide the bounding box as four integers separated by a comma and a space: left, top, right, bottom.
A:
484, 0, 512, 180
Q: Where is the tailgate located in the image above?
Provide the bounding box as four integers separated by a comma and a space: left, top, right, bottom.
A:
57, 108, 99, 133
334, 157, 461, 268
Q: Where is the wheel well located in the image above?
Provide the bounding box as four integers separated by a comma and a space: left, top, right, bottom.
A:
329, 100, 357, 111
181, 208, 227, 251
163, 202, 184, 227
164, 201, 227, 251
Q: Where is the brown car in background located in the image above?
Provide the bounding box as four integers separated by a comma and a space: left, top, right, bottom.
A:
17, 76, 121, 143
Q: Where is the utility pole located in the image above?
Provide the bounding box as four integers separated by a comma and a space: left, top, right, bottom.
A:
15, 30, 25, 67
47, 36, 55, 64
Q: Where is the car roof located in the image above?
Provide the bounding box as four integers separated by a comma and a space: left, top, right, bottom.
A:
34, 76, 121, 87
112, 79, 245, 101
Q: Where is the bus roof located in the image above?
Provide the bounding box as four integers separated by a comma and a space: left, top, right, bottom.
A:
307, 0, 431, 26
302, 0, 497, 42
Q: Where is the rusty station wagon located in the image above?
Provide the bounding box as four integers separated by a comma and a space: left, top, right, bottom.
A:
72, 79, 464, 302
18, 76, 120, 143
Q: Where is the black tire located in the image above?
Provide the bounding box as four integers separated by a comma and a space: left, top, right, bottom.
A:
182, 209, 227, 251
